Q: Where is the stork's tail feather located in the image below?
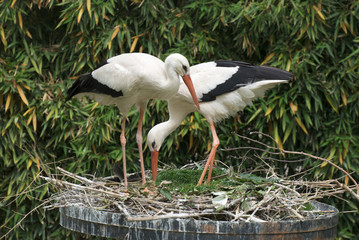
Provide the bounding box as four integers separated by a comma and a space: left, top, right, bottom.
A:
255, 65, 293, 81
65, 73, 92, 101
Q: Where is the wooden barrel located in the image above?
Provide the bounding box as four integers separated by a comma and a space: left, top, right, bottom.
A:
60, 201, 338, 239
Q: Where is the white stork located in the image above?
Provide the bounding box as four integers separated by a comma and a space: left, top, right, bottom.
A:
147, 60, 293, 185
66, 53, 200, 188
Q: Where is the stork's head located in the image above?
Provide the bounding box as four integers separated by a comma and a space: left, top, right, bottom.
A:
147, 125, 165, 153
147, 124, 166, 183
165, 53, 190, 77
164, 53, 200, 110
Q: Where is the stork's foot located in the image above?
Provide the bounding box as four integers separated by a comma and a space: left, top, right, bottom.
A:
143, 187, 154, 195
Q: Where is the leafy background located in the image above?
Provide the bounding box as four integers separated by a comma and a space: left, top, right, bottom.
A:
1, 0, 358, 239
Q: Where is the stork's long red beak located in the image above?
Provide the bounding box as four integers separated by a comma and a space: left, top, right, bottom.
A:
151, 149, 159, 183
182, 74, 200, 110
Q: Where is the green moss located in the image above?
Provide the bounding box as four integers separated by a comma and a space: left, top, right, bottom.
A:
156, 168, 230, 194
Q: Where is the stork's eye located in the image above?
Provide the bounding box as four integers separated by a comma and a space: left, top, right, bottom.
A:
151, 141, 156, 149
182, 65, 188, 72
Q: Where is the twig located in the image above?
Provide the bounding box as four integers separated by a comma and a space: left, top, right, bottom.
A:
0, 199, 53, 240
274, 183, 301, 197
279, 198, 304, 220
232, 132, 359, 196
40, 176, 128, 199
245, 187, 273, 222
115, 202, 131, 218
57, 167, 94, 184
334, 180, 359, 202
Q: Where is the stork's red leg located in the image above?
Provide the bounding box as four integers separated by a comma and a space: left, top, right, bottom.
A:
136, 108, 146, 185
197, 122, 219, 186
120, 116, 128, 188
205, 122, 219, 184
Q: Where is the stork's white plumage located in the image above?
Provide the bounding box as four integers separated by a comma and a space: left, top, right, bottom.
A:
66, 53, 200, 188
147, 60, 293, 185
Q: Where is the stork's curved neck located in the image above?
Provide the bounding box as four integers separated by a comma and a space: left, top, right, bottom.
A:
148, 106, 186, 151
157, 119, 179, 140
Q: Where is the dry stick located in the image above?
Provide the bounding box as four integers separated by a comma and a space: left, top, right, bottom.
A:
83, 190, 94, 209
0, 198, 52, 240
132, 197, 175, 207
245, 187, 273, 222
131, 198, 150, 216
256, 153, 278, 178
274, 183, 301, 198
279, 198, 304, 220
334, 180, 359, 202
115, 202, 131, 218
234, 132, 359, 196
40, 176, 128, 199
280, 148, 359, 196
57, 167, 94, 184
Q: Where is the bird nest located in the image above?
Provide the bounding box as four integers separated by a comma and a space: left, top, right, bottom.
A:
41, 133, 359, 223
42, 168, 334, 222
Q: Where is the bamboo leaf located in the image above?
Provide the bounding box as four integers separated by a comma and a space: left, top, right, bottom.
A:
313, 5, 325, 21
86, 0, 91, 17
92, 144, 97, 154
344, 175, 349, 186
87, 124, 92, 134
30, 57, 40, 74
21, 83, 31, 90
32, 111, 37, 132
273, 123, 284, 152
25, 30, 32, 39
294, 116, 308, 135
339, 154, 343, 165
261, 53, 275, 65
46, 108, 55, 122
324, 92, 338, 113
283, 119, 295, 143
286, 60, 291, 71
289, 101, 297, 115
16, 84, 29, 106
109, 26, 120, 49
18, 11, 23, 30
77, 8, 84, 23
320, 161, 328, 167
341, 91, 347, 106
321, 147, 336, 167
111, 27, 120, 41
0, 26, 7, 49
23, 106, 35, 116
247, 108, 262, 123
189, 132, 193, 149
265, 106, 274, 116
27, 159, 33, 170
10, 0, 17, 8
27, 114, 33, 125
130, 36, 139, 53
35, 157, 40, 170
5, 93, 12, 112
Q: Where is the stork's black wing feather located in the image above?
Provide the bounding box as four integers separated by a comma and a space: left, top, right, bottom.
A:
66, 61, 123, 101
201, 60, 293, 102
66, 72, 123, 101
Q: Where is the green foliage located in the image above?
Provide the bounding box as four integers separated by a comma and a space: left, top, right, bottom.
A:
156, 168, 226, 194
1, 0, 358, 239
